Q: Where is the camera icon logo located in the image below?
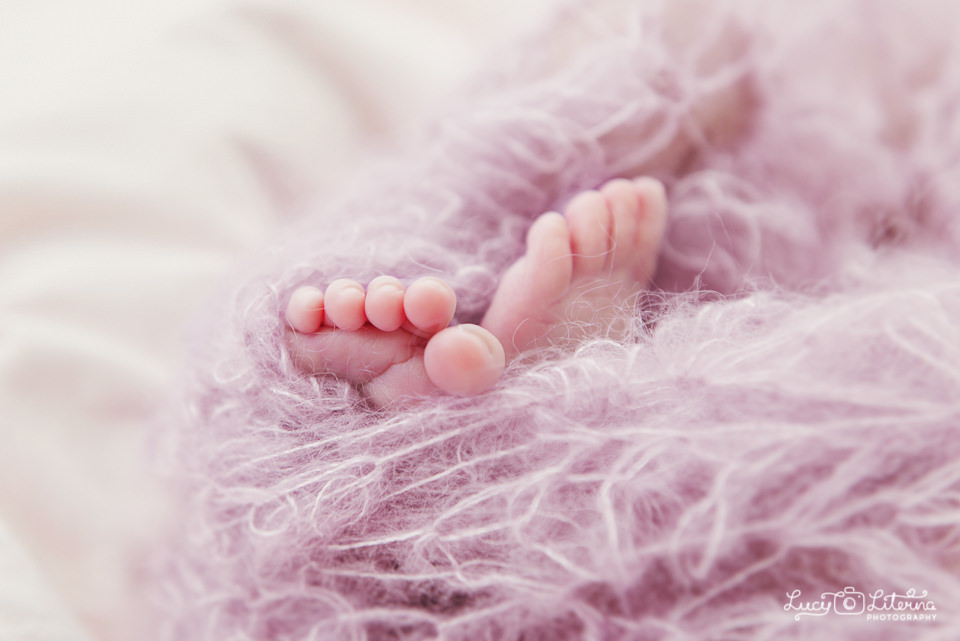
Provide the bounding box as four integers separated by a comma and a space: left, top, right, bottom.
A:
833, 587, 865, 615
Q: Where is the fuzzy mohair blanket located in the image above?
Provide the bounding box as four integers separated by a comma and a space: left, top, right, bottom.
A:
155, 0, 960, 639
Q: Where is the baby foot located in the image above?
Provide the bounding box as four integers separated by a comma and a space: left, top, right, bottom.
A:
481, 177, 667, 356
286, 178, 666, 405
285, 276, 505, 407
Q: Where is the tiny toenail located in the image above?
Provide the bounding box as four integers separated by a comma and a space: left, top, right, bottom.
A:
370, 276, 404, 289
459, 325, 497, 356
420, 277, 448, 290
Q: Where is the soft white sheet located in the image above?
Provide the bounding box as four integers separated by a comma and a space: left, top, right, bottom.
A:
0, 1, 553, 638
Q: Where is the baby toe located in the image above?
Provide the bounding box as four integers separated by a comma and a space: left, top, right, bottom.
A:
601, 178, 642, 272
324, 279, 367, 330
526, 212, 574, 304
365, 276, 407, 332
565, 189, 613, 278
424, 325, 505, 396
632, 177, 669, 281
403, 277, 456, 336
285, 286, 325, 334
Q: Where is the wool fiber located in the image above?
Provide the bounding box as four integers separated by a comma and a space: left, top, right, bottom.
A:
156, 1, 960, 639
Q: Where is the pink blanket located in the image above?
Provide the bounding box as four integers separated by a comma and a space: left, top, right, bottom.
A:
157, 1, 960, 639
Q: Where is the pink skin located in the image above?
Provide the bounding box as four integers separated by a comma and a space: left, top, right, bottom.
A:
482, 177, 667, 356
286, 277, 505, 407
285, 176, 668, 406
282, 0, 745, 406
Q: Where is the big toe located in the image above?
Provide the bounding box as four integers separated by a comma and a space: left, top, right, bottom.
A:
424, 325, 505, 396
525, 211, 575, 305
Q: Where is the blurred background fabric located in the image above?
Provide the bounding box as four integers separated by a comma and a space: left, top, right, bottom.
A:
0, 1, 555, 638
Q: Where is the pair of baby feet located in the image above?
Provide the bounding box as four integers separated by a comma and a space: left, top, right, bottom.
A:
285, 177, 667, 407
